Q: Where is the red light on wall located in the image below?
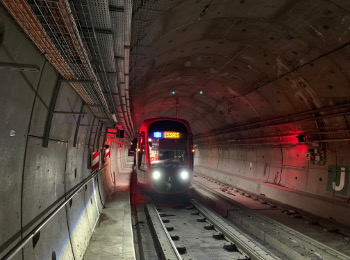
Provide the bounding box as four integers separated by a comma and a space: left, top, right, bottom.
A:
306, 153, 310, 160
108, 128, 118, 133
296, 134, 306, 143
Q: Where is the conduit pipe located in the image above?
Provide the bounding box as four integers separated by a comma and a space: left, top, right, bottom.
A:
109, 0, 134, 139
123, 0, 135, 137
195, 103, 350, 140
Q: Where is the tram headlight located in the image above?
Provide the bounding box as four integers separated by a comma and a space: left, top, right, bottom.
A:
180, 170, 189, 180
152, 170, 161, 180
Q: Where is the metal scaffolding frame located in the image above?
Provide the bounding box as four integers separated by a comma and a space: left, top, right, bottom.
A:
1, 0, 136, 137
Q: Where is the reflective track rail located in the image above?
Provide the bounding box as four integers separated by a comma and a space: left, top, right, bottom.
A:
145, 200, 279, 260
192, 181, 350, 260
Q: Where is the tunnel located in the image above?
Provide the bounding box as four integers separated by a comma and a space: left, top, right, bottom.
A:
1, 0, 350, 259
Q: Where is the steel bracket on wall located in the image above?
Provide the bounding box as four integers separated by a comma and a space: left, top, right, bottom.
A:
92, 121, 101, 150
43, 76, 62, 148
95, 123, 103, 150
0, 62, 40, 72
73, 102, 85, 147
43, 77, 93, 148
87, 116, 96, 149
53, 111, 87, 115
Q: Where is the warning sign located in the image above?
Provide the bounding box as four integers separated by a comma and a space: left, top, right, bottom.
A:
326, 165, 349, 195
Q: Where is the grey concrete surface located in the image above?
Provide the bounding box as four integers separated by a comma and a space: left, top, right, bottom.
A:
84, 170, 135, 260
194, 142, 350, 227
0, 5, 131, 259
191, 175, 350, 258
2, 0, 350, 259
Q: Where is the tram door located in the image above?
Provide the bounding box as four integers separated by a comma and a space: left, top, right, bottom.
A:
136, 132, 147, 183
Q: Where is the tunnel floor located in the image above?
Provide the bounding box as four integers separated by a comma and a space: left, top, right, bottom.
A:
83, 170, 350, 259
84, 170, 135, 260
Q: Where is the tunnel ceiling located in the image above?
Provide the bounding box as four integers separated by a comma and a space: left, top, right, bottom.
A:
2, 0, 350, 143
130, 0, 350, 143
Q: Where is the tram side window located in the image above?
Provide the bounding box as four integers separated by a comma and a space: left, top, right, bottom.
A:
141, 145, 146, 169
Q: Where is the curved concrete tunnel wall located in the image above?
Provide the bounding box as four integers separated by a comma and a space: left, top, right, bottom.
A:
2, 1, 350, 259
194, 141, 350, 227
0, 7, 131, 259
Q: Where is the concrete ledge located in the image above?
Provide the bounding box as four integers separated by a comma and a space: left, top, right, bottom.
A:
194, 166, 350, 227
84, 171, 135, 260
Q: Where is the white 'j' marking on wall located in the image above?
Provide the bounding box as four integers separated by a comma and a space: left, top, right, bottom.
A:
332, 167, 345, 191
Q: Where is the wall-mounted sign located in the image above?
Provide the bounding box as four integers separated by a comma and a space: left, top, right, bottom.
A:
326, 165, 349, 195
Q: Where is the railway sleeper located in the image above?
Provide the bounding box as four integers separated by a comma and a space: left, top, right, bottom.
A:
212, 232, 225, 240
170, 234, 179, 240
176, 245, 186, 254
223, 242, 239, 252
204, 224, 215, 230
197, 217, 206, 222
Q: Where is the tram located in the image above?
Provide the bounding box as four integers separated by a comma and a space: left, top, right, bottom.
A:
136, 118, 194, 194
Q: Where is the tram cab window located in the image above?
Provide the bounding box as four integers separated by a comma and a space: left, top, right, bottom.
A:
148, 132, 188, 166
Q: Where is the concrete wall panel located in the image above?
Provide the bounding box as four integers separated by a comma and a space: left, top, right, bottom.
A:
22, 138, 67, 228
29, 65, 57, 137
65, 141, 88, 192
0, 8, 40, 255
22, 210, 74, 260
50, 83, 80, 142
0, 6, 119, 260
83, 180, 101, 233
66, 191, 93, 260
195, 141, 350, 226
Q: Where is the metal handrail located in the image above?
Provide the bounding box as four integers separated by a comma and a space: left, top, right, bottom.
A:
1, 166, 107, 260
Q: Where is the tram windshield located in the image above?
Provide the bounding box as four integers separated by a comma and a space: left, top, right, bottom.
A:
148, 131, 188, 166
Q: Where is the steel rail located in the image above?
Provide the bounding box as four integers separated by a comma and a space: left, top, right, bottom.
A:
1, 166, 108, 260
191, 200, 278, 260
192, 182, 350, 260
145, 203, 182, 260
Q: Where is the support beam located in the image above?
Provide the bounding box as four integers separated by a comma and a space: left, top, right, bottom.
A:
102, 128, 108, 146
60, 79, 93, 84
87, 116, 96, 148
0, 62, 40, 72
88, 104, 104, 108
80, 26, 113, 35
95, 123, 103, 150
109, 5, 124, 12
53, 111, 87, 115
73, 103, 85, 147
43, 76, 61, 147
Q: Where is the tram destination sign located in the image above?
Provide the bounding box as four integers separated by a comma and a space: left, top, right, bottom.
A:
152, 131, 181, 139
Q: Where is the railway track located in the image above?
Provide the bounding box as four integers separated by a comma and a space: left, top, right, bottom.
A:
190, 181, 350, 260
131, 172, 350, 259
144, 199, 279, 260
